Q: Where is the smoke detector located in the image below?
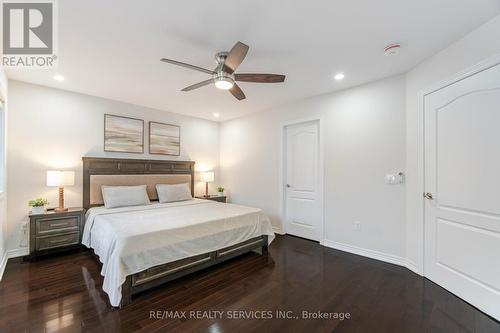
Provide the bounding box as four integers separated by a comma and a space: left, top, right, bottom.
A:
384, 43, 401, 56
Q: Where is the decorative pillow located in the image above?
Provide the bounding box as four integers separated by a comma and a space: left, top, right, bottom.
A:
101, 185, 150, 208
156, 183, 192, 203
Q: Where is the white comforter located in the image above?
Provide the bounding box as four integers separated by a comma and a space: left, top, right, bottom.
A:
82, 199, 275, 306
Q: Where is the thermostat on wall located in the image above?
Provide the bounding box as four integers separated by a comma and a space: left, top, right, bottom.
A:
385, 172, 404, 185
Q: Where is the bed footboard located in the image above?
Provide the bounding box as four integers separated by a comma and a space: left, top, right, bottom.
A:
120, 235, 268, 307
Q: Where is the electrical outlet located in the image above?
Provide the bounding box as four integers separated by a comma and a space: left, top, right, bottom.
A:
354, 221, 361, 231
20, 221, 29, 247
22, 221, 28, 234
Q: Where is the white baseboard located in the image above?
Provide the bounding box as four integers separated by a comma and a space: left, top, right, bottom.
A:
272, 226, 285, 235
0, 248, 29, 281
405, 259, 420, 275
0, 250, 8, 281
7, 247, 29, 258
7, 247, 30, 259
322, 239, 418, 271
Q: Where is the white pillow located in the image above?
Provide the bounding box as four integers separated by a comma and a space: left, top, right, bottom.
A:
101, 185, 150, 208
156, 183, 192, 203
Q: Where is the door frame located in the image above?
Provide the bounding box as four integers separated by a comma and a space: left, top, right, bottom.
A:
416, 52, 500, 276
279, 117, 325, 244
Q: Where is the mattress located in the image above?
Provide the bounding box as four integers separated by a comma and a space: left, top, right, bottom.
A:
82, 199, 275, 306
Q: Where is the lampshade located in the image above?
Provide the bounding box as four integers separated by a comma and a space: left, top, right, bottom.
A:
199, 171, 214, 183
46, 170, 75, 187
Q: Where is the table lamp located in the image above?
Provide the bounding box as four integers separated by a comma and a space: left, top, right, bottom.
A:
47, 170, 75, 212
199, 171, 214, 197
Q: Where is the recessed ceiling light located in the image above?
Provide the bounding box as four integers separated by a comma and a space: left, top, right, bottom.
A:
53, 74, 65, 82
334, 73, 345, 81
213, 113, 220, 118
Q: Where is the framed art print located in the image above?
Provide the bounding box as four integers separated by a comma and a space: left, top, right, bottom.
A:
104, 114, 144, 153
149, 121, 180, 156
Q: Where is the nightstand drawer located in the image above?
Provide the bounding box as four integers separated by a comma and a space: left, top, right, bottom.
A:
36, 217, 79, 235
210, 196, 226, 203
28, 208, 85, 260
36, 232, 79, 251
195, 196, 226, 203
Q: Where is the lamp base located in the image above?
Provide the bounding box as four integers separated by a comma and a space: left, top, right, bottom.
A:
54, 187, 68, 212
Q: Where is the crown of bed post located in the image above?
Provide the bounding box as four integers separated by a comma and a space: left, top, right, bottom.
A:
82, 157, 196, 210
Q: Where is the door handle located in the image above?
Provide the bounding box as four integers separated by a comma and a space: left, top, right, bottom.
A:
423, 192, 434, 200
286, 184, 291, 188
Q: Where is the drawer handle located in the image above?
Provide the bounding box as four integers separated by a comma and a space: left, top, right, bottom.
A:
50, 238, 71, 244
133, 256, 212, 286
218, 239, 263, 257
50, 222, 70, 227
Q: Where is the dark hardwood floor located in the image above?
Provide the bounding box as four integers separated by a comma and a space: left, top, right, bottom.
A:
0, 235, 498, 333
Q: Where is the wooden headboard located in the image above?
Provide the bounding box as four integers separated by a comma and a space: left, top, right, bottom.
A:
82, 157, 195, 209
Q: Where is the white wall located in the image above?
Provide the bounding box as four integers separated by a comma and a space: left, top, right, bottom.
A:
6, 80, 220, 252
221, 75, 407, 260
405, 14, 500, 272
0, 68, 7, 278
5, 13, 499, 271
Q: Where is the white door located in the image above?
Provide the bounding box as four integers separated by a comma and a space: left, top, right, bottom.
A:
284, 120, 321, 241
424, 62, 500, 321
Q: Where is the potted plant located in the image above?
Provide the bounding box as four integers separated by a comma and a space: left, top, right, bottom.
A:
216, 186, 225, 197
29, 198, 49, 215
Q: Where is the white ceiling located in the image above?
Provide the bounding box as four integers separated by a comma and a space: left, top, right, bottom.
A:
6, 0, 500, 121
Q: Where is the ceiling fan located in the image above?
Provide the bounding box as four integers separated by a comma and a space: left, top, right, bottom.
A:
160, 41, 285, 101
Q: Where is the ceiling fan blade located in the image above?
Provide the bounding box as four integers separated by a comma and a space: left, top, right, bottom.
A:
223, 42, 249, 74
160, 58, 215, 75
181, 79, 214, 92
235, 73, 286, 83
229, 83, 246, 100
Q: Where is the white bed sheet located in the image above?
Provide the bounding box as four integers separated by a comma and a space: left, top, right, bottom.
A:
82, 199, 274, 306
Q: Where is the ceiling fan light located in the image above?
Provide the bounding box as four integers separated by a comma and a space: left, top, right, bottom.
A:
215, 78, 234, 90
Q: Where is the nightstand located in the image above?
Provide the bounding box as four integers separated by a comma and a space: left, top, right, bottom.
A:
28, 207, 85, 259
195, 195, 227, 203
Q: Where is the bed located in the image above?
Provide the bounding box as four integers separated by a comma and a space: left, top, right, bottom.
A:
81, 157, 274, 307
